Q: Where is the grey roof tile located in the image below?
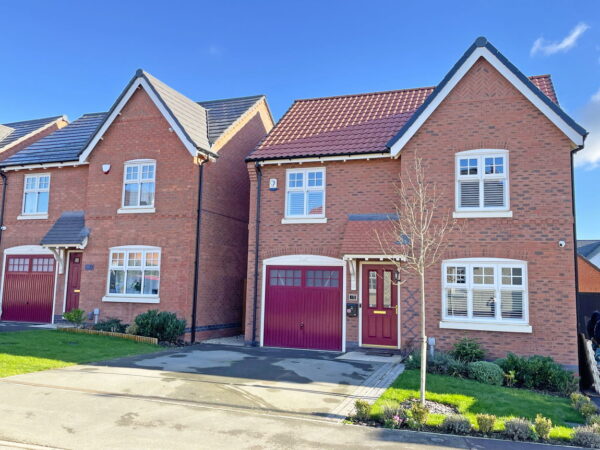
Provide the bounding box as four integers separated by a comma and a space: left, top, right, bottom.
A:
0, 113, 106, 167
578, 240, 600, 259
41, 211, 89, 246
198, 95, 264, 144
0, 116, 64, 151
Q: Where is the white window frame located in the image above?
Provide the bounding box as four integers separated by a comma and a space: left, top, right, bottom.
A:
282, 167, 327, 224
20, 173, 50, 219
440, 257, 531, 333
102, 245, 161, 304
454, 149, 511, 218
118, 159, 156, 214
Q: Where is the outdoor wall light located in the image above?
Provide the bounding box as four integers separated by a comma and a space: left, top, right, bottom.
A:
102, 164, 111, 174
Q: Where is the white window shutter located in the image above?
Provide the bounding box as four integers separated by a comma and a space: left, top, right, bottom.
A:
446, 288, 468, 317
483, 180, 505, 208
287, 191, 305, 216
501, 291, 523, 319
459, 181, 480, 208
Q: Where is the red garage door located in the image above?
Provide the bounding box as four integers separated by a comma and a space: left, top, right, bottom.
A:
264, 266, 342, 351
2, 255, 55, 323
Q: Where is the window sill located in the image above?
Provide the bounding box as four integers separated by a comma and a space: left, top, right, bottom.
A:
281, 217, 328, 224
102, 295, 160, 304
17, 214, 48, 220
117, 207, 156, 215
439, 320, 531, 333
453, 210, 513, 219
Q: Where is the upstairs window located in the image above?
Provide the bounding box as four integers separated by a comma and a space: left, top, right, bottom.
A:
456, 150, 508, 212
443, 258, 527, 324
22, 174, 50, 215
285, 168, 325, 219
122, 160, 156, 209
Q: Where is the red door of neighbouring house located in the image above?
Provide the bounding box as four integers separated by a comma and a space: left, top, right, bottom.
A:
361, 264, 398, 347
264, 266, 342, 351
1, 255, 55, 322
65, 252, 82, 312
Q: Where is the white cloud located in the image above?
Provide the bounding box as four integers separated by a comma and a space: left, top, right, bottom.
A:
575, 89, 600, 169
531, 22, 590, 56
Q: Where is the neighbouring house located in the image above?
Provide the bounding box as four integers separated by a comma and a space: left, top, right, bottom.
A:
0, 69, 274, 341
578, 240, 600, 293
243, 37, 586, 366
0, 115, 68, 161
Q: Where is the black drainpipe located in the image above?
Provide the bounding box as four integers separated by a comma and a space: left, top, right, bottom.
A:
251, 162, 262, 346
191, 160, 206, 343
0, 171, 6, 247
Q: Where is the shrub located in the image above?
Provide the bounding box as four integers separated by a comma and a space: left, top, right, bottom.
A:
405, 351, 421, 370
441, 414, 472, 435
408, 401, 429, 429
133, 310, 186, 343
573, 393, 592, 410
381, 404, 407, 428
125, 323, 138, 335
573, 426, 600, 448
581, 402, 599, 419
476, 414, 496, 435
588, 415, 600, 427
467, 361, 504, 386
63, 309, 86, 328
93, 317, 126, 333
504, 370, 516, 387
496, 353, 578, 395
353, 400, 371, 422
405, 351, 468, 378
503, 418, 534, 441
534, 414, 552, 441
450, 338, 485, 362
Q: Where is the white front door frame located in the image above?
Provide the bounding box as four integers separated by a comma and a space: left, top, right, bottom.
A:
358, 260, 401, 349
260, 254, 347, 352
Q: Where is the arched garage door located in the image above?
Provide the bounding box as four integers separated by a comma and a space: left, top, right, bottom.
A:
263, 265, 342, 351
2, 255, 55, 322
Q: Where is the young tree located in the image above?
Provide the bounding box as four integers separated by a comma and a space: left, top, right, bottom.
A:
376, 156, 458, 405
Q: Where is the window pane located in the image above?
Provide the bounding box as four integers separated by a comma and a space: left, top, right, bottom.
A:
459, 158, 478, 176
111, 252, 125, 267
143, 270, 160, 295
485, 157, 504, 175
288, 172, 303, 188
25, 177, 36, 190
128, 252, 142, 267
501, 290, 523, 319
446, 266, 466, 284
383, 271, 392, 308
446, 288, 467, 317
141, 164, 155, 180
36, 191, 49, 213
126, 166, 139, 180
124, 183, 139, 206
307, 191, 323, 216
125, 270, 142, 294
287, 191, 305, 216
24, 192, 37, 213
459, 181, 480, 208
140, 182, 155, 206
473, 267, 494, 285
483, 180, 505, 208
38, 176, 50, 189
109, 269, 125, 294
473, 289, 496, 317
502, 267, 522, 286
368, 271, 377, 307
308, 171, 323, 187
146, 252, 160, 267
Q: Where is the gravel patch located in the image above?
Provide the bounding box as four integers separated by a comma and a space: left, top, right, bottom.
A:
401, 400, 458, 415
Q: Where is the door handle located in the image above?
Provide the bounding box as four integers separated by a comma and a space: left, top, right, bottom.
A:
395, 304, 398, 314
299, 322, 304, 329
73, 289, 80, 293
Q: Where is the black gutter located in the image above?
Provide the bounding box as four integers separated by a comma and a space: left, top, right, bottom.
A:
0, 171, 6, 247
251, 162, 262, 346
190, 160, 206, 343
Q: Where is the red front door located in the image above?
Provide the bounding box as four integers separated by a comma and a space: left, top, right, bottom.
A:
65, 252, 82, 312
361, 264, 398, 347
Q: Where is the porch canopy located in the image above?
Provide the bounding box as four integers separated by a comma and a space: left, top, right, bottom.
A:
40, 210, 89, 273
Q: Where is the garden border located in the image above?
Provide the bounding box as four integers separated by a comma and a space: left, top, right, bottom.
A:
57, 327, 158, 345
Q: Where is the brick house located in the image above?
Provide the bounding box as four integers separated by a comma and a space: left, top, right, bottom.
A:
0, 70, 274, 341
578, 241, 600, 293
0, 115, 68, 161
243, 37, 586, 366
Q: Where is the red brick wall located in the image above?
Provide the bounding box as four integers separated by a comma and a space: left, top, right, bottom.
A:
579, 256, 600, 293
245, 58, 578, 365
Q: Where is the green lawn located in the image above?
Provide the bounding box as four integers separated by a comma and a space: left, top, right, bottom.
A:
373, 369, 584, 440
0, 330, 161, 377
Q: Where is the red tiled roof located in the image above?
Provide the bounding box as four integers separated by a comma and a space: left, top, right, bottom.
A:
340, 220, 397, 255
249, 75, 558, 161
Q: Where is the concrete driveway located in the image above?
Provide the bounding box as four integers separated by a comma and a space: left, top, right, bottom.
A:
0, 344, 571, 449
0, 321, 56, 332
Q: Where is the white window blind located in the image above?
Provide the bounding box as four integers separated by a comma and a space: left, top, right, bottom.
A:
456, 152, 508, 211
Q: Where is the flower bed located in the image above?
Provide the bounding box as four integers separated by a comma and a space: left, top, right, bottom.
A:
57, 327, 158, 345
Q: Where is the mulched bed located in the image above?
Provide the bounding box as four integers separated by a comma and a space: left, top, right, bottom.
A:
400, 400, 457, 415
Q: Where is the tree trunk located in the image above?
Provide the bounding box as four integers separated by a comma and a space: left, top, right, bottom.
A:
419, 270, 427, 406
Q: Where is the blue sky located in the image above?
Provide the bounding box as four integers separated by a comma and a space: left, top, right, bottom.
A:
1, 1, 599, 238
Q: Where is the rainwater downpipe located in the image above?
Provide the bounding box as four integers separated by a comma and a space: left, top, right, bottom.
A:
191, 159, 206, 343
0, 171, 6, 247
251, 162, 262, 346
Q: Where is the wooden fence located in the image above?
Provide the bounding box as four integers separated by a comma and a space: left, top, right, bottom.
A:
57, 327, 158, 345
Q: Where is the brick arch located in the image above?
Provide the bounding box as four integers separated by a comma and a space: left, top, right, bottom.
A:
261, 246, 340, 260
